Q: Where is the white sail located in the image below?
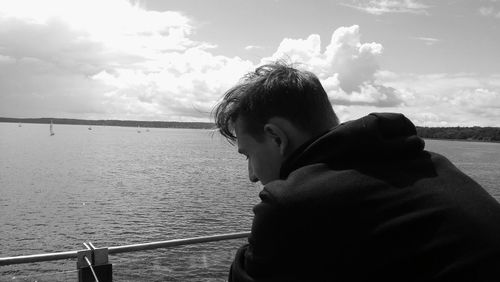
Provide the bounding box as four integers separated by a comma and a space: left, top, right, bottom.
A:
50, 121, 55, 136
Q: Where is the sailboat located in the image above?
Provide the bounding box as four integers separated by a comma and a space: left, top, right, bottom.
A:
137, 125, 141, 133
50, 121, 55, 136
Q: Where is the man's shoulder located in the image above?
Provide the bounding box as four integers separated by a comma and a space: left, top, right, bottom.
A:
262, 163, 378, 208
261, 150, 477, 209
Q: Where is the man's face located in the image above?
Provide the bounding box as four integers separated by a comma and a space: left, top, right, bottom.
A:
234, 118, 283, 185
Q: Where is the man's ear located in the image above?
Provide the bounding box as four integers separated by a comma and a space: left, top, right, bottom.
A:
263, 123, 288, 156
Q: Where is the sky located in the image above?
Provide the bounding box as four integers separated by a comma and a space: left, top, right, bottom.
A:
0, 0, 499, 126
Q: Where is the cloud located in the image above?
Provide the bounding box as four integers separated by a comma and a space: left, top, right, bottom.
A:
245, 45, 264, 51
0, 0, 196, 52
263, 25, 404, 107
0, 0, 254, 121
341, 0, 430, 15
90, 48, 255, 121
479, 6, 500, 18
410, 36, 440, 46
374, 72, 500, 126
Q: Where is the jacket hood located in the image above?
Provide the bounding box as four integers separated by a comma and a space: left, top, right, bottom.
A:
280, 113, 425, 178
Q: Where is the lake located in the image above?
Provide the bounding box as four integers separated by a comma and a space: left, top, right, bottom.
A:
1, 123, 499, 281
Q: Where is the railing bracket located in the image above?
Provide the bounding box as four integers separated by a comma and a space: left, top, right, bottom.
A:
77, 242, 112, 282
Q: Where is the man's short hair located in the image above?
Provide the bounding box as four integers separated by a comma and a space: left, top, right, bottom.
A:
213, 61, 339, 142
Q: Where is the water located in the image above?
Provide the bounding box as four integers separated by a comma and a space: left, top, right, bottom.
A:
1, 123, 499, 281
1, 123, 259, 281
423, 139, 500, 200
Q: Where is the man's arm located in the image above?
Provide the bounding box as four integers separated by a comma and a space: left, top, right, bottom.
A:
229, 188, 292, 282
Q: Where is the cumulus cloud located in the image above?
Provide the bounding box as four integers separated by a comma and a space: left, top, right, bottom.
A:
263, 25, 404, 108
0, 0, 254, 121
375, 72, 500, 126
90, 48, 254, 121
341, 0, 430, 15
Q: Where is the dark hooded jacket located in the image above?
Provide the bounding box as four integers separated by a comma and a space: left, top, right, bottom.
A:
229, 113, 500, 282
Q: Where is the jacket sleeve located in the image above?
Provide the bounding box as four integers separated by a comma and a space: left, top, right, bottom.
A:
229, 188, 290, 282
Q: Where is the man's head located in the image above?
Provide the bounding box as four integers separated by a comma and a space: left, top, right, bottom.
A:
213, 61, 339, 184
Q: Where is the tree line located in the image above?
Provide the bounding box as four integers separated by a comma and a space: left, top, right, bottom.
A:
416, 126, 500, 142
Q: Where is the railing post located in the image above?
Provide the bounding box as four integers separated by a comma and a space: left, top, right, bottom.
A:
77, 242, 112, 282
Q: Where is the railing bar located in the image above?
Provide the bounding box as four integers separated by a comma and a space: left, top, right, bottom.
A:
0, 231, 250, 266
88, 242, 97, 249
0, 250, 79, 266
83, 242, 91, 250
108, 231, 250, 254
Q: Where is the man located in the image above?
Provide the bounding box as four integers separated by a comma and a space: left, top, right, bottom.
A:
213, 62, 500, 281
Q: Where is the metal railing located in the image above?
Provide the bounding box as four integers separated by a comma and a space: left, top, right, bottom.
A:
0, 231, 250, 266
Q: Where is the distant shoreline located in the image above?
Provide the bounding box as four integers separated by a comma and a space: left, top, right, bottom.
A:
416, 127, 499, 143
2, 117, 499, 142
423, 137, 500, 144
0, 117, 214, 130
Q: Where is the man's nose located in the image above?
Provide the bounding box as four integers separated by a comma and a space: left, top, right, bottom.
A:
248, 162, 258, 183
